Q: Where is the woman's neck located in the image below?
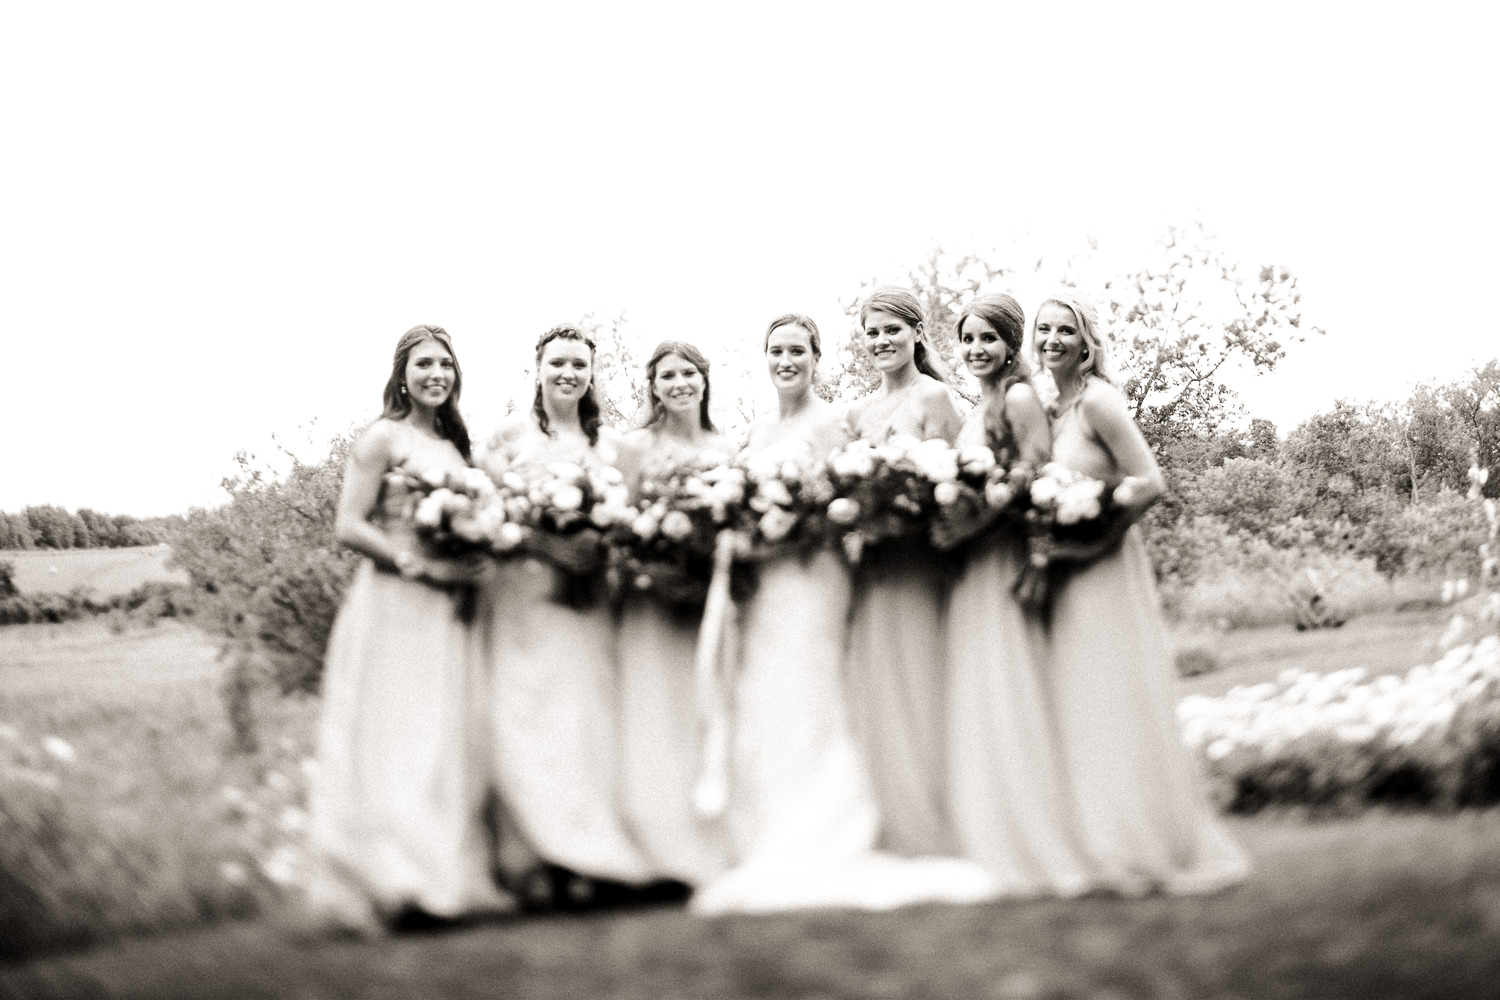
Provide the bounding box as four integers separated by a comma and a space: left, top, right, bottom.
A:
881, 362, 921, 395
405, 402, 443, 438
1052, 367, 1087, 410
656, 410, 705, 444
776, 386, 818, 422
543, 396, 583, 434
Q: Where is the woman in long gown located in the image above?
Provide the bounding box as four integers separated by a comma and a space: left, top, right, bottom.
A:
694, 314, 997, 914
1033, 291, 1249, 895
941, 294, 1094, 897
306, 325, 513, 930
615, 341, 731, 886
477, 325, 652, 905
843, 287, 964, 856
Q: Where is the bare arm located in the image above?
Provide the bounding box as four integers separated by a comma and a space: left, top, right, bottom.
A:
1003, 382, 1052, 468
919, 380, 964, 444
1078, 381, 1166, 522
333, 420, 406, 569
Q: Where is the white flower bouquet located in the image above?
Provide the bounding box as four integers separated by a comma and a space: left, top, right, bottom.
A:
822, 435, 961, 564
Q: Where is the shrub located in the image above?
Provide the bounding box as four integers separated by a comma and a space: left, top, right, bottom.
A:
169, 437, 358, 709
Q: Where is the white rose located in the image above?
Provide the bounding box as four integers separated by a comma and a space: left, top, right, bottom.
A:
934, 481, 962, 506
547, 461, 586, 483
420, 468, 449, 489
660, 510, 694, 540
595, 464, 625, 486
1056, 495, 1101, 526
550, 484, 585, 512
502, 472, 527, 493
450, 514, 486, 543
758, 506, 797, 544
958, 445, 996, 476
757, 480, 794, 508
909, 440, 959, 483
1029, 477, 1062, 506
414, 493, 445, 528
826, 497, 861, 525
984, 481, 1014, 508
631, 511, 659, 539
494, 521, 526, 552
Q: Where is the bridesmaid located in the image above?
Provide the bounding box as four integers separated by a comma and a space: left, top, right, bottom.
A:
942, 294, 1094, 897
306, 325, 512, 930
477, 325, 651, 906
615, 341, 730, 886
1034, 291, 1249, 895
694, 314, 997, 914
843, 286, 963, 856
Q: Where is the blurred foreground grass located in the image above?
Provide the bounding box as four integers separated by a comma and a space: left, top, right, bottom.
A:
3, 617, 1500, 998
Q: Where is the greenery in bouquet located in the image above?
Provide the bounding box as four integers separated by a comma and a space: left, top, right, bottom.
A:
822, 436, 961, 564
609, 452, 745, 613
1011, 463, 1127, 615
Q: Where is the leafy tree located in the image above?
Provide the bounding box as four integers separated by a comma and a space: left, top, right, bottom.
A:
1439, 361, 1500, 499
1095, 219, 1321, 445
579, 312, 646, 428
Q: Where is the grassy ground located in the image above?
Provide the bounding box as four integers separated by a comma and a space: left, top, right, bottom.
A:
3, 612, 1500, 997
2, 545, 187, 596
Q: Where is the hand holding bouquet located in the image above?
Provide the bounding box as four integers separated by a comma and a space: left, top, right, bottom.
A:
1012, 463, 1126, 616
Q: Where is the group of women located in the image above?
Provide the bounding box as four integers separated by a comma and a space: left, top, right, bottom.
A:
303, 287, 1249, 933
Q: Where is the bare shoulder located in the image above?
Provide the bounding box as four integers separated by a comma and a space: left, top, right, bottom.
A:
351, 418, 401, 467
1004, 380, 1042, 409
1077, 378, 1130, 424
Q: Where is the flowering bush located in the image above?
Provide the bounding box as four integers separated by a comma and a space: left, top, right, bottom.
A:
1178, 635, 1500, 812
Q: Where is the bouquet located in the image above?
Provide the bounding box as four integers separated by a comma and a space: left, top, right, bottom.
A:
610, 451, 744, 614
929, 443, 1036, 552
518, 460, 637, 606
1012, 463, 1126, 616
732, 444, 836, 562
388, 465, 515, 620
823, 435, 960, 564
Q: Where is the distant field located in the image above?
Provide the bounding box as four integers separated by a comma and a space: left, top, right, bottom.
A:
2, 545, 188, 596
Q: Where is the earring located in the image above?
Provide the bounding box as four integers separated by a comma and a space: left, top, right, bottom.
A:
1081, 349, 1090, 360
400, 384, 408, 395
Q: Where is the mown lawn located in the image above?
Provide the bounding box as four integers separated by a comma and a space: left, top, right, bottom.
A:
2, 545, 187, 596
3, 613, 1500, 998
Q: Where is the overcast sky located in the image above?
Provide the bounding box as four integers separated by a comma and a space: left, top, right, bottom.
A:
2, 1, 1495, 516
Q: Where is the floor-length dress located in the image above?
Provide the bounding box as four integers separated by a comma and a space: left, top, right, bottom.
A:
844, 407, 956, 857
693, 543, 997, 914
1045, 394, 1250, 895
616, 441, 730, 886
307, 433, 512, 922
944, 412, 1095, 896
482, 443, 652, 886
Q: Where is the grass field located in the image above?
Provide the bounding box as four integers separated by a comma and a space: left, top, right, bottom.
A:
2, 545, 187, 596
3, 612, 1500, 998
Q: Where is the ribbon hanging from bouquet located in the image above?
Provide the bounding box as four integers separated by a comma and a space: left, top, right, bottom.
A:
691, 529, 739, 820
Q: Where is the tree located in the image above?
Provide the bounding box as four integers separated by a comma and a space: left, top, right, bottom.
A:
1094, 219, 1321, 445
578, 312, 646, 429
1439, 361, 1500, 499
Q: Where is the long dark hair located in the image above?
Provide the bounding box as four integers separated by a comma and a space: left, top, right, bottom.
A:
532, 324, 603, 446
644, 340, 716, 432
859, 286, 949, 383
957, 293, 1031, 456
381, 325, 472, 460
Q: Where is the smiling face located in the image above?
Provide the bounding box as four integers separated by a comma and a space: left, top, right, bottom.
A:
538, 336, 593, 407
958, 313, 1010, 383
766, 322, 817, 393
1034, 302, 1086, 376
651, 353, 705, 417
404, 338, 457, 409
862, 309, 920, 374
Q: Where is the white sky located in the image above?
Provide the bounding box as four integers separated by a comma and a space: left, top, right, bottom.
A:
2, 1, 1496, 516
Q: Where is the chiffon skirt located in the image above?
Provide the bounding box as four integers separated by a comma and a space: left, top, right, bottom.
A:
306, 562, 511, 921
694, 551, 997, 914
844, 538, 956, 856
483, 556, 650, 884
945, 534, 1093, 897
615, 593, 729, 885
1045, 529, 1250, 895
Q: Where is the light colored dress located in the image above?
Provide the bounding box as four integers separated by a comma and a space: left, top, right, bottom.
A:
1045, 385, 1250, 895
843, 402, 956, 856
694, 452, 998, 914
479, 427, 652, 885
306, 431, 511, 923
616, 432, 730, 885
943, 407, 1094, 896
